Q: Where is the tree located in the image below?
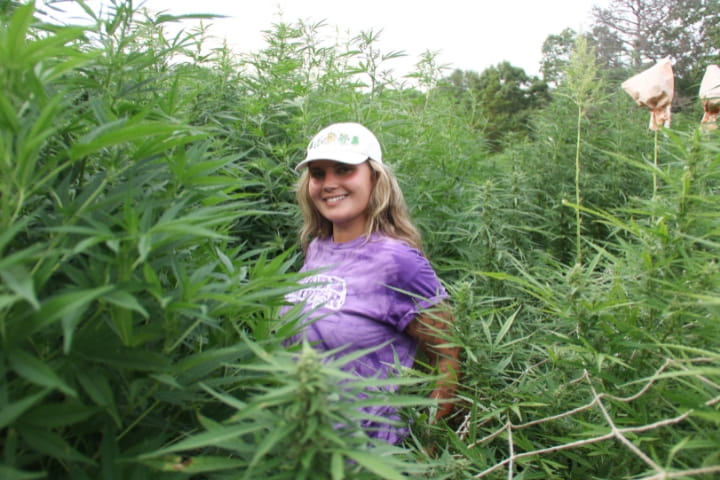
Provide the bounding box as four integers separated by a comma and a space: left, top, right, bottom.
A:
540, 28, 577, 86
591, 0, 668, 68
442, 62, 550, 151
588, 24, 626, 73
542, 26, 630, 89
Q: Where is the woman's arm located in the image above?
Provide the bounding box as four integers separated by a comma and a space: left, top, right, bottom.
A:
406, 307, 460, 421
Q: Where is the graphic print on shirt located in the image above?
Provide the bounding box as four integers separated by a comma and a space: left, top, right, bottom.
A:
286, 274, 347, 311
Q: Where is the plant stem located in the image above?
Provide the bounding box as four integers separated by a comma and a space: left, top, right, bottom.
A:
653, 129, 659, 200
575, 106, 583, 266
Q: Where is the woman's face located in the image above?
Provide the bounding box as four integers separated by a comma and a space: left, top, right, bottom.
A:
307, 160, 375, 242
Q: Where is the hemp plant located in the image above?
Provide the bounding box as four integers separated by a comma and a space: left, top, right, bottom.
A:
137, 337, 436, 479
560, 34, 604, 266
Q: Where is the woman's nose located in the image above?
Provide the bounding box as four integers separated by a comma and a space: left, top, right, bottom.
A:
322, 171, 339, 189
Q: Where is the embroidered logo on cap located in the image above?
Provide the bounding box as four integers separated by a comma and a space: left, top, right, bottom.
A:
308, 131, 360, 150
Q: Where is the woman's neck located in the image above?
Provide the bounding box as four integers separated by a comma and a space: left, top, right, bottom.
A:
332, 225, 367, 243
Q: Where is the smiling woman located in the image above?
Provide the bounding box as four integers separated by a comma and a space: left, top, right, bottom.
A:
281, 122, 460, 445
298, 123, 381, 243
306, 160, 375, 243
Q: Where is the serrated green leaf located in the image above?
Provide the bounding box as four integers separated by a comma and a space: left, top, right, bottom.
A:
690, 409, 720, 423
7, 350, 76, 397
149, 373, 183, 389
0, 294, 22, 310
495, 306, 519, 347
0, 464, 45, 480
154, 13, 223, 24
0, 244, 46, 273
70, 121, 183, 159
148, 221, 230, 240
331, 451, 344, 480
87, 346, 171, 372
76, 370, 121, 427
0, 389, 49, 429
33, 285, 114, 332
18, 426, 95, 465
137, 233, 151, 263
0, 94, 19, 131
245, 423, 295, 477
200, 383, 249, 411
17, 94, 65, 188
24, 400, 96, 428
175, 343, 250, 376
137, 424, 265, 459
0, 266, 39, 310
142, 455, 246, 473
102, 290, 148, 318
4, 3, 34, 65
344, 450, 406, 480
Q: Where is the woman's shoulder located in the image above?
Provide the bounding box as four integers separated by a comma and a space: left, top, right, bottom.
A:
368, 234, 428, 265
370, 234, 419, 252
370, 235, 444, 293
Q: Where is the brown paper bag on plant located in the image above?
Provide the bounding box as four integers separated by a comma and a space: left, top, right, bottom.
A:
622, 57, 674, 131
699, 64, 720, 128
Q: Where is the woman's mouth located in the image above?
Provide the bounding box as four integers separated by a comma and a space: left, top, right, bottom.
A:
325, 194, 348, 204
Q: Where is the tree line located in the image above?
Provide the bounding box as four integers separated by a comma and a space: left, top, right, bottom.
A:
443, 0, 720, 151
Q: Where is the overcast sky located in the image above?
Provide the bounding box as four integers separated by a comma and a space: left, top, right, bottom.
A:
42, 0, 609, 77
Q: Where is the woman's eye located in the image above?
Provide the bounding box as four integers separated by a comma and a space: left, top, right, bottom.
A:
335, 166, 353, 175
309, 169, 324, 179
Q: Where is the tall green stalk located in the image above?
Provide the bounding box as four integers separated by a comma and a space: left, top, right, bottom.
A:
563, 35, 603, 266
575, 106, 583, 264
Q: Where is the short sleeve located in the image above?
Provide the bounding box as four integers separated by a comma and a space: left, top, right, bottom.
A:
384, 246, 448, 332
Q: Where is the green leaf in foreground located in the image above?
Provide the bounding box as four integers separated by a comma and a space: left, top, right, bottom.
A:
344, 450, 408, 480
0, 464, 46, 480
7, 350, 76, 397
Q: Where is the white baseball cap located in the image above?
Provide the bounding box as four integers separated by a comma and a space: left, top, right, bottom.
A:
296, 122, 383, 171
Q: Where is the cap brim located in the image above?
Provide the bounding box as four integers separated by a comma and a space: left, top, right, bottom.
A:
295, 150, 369, 171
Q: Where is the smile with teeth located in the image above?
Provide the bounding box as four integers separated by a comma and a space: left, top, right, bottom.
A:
325, 194, 348, 204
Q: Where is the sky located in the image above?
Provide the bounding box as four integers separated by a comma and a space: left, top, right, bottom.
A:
40, 0, 609, 78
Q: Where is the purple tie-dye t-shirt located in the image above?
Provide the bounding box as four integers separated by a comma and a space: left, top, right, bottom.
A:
282, 233, 447, 444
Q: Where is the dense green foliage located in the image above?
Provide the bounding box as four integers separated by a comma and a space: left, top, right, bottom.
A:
441, 64, 549, 151
1, 1, 718, 479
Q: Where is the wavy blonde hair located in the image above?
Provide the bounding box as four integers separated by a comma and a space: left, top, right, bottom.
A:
296, 159, 423, 252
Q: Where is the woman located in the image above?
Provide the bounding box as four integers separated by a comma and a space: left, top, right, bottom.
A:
283, 122, 460, 444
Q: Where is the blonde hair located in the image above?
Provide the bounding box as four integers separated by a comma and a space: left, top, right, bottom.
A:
296, 159, 423, 252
